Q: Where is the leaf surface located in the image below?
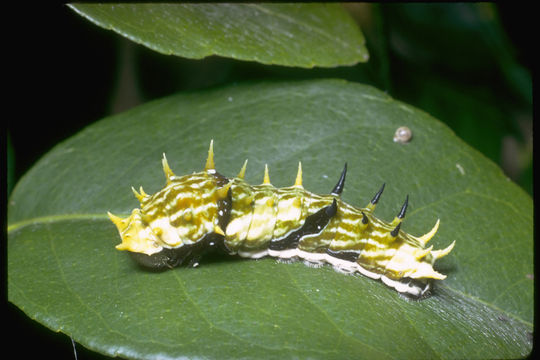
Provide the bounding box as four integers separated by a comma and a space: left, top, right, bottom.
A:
8, 80, 533, 359
68, 3, 368, 68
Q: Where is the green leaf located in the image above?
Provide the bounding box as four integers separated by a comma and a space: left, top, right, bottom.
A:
8, 80, 532, 359
68, 3, 368, 68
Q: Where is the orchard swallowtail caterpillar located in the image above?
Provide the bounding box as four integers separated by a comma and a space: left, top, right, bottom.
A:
109, 141, 455, 298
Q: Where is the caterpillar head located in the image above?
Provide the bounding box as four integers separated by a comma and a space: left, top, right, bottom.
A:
109, 142, 228, 258
108, 209, 163, 255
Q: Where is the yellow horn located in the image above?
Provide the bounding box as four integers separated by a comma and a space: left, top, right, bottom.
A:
139, 186, 148, 197
263, 164, 271, 185
409, 265, 447, 280
214, 224, 225, 236
216, 181, 232, 199
204, 139, 215, 172
414, 245, 433, 260
424, 270, 447, 280
417, 219, 440, 246
294, 162, 303, 187
131, 187, 145, 202
237, 159, 248, 179
162, 153, 175, 183
431, 240, 456, 260
108, 211, 126, 231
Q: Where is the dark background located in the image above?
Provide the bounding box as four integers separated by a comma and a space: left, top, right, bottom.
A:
5, 4, 532, 359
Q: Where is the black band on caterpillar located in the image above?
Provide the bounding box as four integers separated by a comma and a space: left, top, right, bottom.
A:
269, 199, 338, 251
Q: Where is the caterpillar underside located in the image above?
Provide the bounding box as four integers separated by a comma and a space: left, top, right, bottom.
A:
109, 141, 455, 298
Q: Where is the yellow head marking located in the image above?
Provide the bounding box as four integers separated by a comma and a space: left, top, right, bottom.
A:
109, 209, 162, 255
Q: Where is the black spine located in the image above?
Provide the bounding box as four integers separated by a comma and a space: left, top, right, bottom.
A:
397, 195, 409, 219
331, 163, 347, 196
269, 199, 339, 251
371, 183, 386, 205
361, 211, 369, 225
390, 222, 401, 237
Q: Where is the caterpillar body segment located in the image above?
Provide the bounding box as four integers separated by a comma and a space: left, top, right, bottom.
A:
109, 141, 455, 297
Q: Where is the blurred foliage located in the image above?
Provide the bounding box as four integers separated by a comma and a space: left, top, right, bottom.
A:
8, 3, 531, 197
131, 3, 532, 195
69, 3, 368, 68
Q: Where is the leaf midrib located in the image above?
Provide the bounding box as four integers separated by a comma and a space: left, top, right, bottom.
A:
7, 213, 111, 233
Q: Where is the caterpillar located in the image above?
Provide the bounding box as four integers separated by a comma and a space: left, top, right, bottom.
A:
108, 141, 455, 297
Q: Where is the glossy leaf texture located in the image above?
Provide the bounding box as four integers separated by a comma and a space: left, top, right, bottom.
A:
8, 80, 532, 359
68, 3, 368, 68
